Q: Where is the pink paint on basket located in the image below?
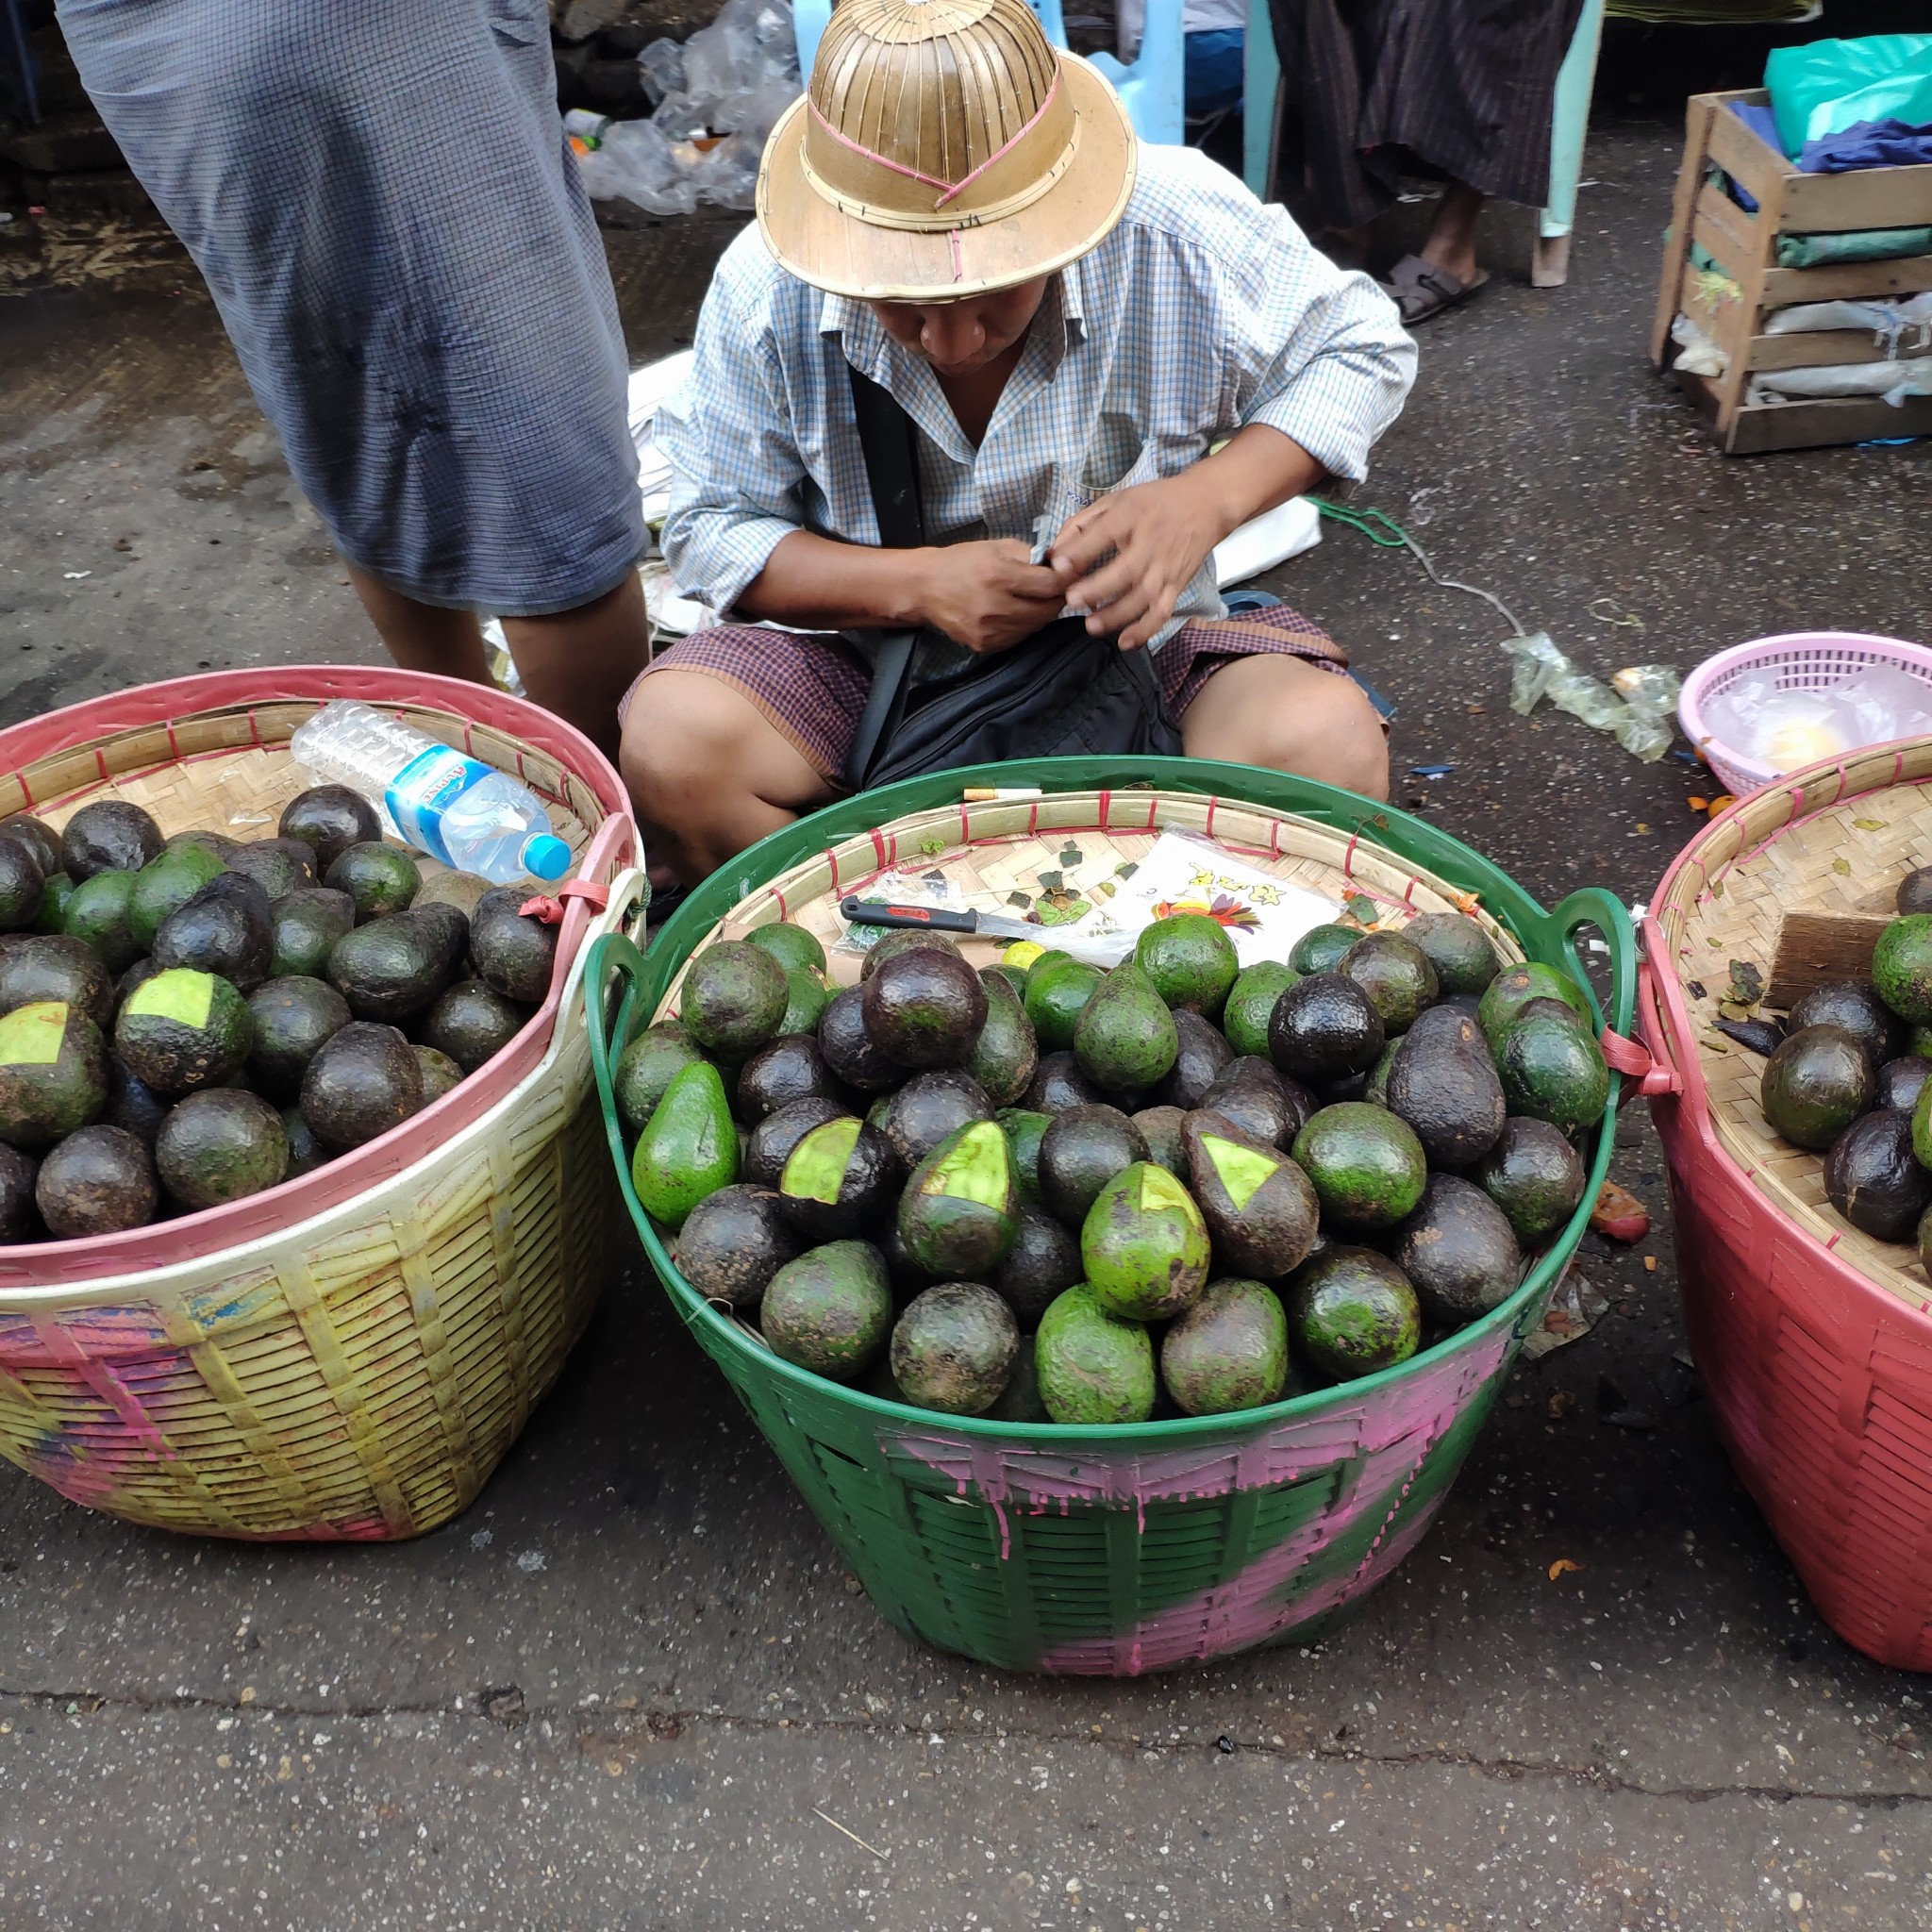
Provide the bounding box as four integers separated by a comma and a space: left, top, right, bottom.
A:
1677, 632, 1932, 800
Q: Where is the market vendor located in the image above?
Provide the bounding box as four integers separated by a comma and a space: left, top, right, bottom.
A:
624, 0, 1416, 885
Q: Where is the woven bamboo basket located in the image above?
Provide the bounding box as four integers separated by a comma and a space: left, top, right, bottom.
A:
591, 757, 1635, 1674
0, 668, 641, 1540
1635, 738, 1932, 1669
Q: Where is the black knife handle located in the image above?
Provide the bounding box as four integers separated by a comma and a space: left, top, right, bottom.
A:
839, 897, 977, 933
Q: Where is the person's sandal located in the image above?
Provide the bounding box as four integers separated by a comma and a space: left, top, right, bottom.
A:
1380, 253, 1491, 325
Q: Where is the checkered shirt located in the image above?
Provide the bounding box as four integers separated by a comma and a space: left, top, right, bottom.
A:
656, 142, 1417, 642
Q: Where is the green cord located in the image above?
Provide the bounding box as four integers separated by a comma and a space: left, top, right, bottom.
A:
1311, 495, 1528, 638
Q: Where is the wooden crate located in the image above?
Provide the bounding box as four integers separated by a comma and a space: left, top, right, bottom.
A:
1649, 89, 1932, 456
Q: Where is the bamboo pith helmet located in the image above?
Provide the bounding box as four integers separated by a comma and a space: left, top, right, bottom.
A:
758, 0, 1138, 302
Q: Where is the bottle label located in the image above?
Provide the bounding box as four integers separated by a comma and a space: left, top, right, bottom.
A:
386, 745, 487, 868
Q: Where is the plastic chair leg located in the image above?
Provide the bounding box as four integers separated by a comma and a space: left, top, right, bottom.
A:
1534, 0, 1605, 288
1242, 0, 1281, 198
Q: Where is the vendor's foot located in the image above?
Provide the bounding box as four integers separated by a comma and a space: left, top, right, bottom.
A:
1380, 252, 1490, 325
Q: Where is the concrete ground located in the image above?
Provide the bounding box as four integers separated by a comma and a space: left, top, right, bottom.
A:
2, 118, 1932, 1929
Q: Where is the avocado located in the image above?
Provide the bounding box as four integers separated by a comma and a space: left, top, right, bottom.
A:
1874, 914, 1932, 1024
1401, 914, 1502, 997
281, 1107, 325, 1179
245, 976, 352, 1102
413, 1044, 465, 1104
1477, 962, 1592, 1044
325, 913, 445, 1024
760, 1240, 892, 1381
1286, 1247, 1421, 1381
298, 1020, 425, 1152
862, 945, 988, 1071
745, 1094, 849, 1190
1183, 1112, 1320, 1279
35, 1123, 158, 1237
874, 1068, 994, 1170
890, 1282, 1020, 1415
164, 829, 242, 866
1080, 1160, 1211, 1321
1021, 1049, 1104, 1115
424, 977, 530, 1075
155, 1090, 290, 1210
1493, 1008, 1611, 1140
1038, 1104, 1149, 1228
966, 969, 1038, 1108
60, 800, 163, 882
1339, 933, 1439, 1037
996, 1106, 1052, 1203
224, 837, 319, 900
987, 962, 1030, 1000
1269, 972, 1386, 1084
103, 1061, 171, 1146
128, 845, 228, 953
745, 921, 828, 977
1035, 1284, 1156, 1424
987, 1345, 1050, 1421
736, 1034, 844, 1124
1135, 913, 1240, 1016
406, 901, 470, 984
114, 970, 253, 1097
0, 935, 115, 1030
858, 928, 964, 981
325, 841, 421, 924
628, 1058, 738, 1228
991, 1204, 1083, 1324
1384, 1004, 1507, 1169
776, 967, 831, 1041
33, 873, 75, 937
671, 1183, 800, 1309
1761, 1024, 1874, 1151
1073, 961, 1179, 1093
1824, 1108, 1931, 1241
1200, 1057, 1313, 1151
1023, 954, 1104, 1054
612, 1021, 706, 1133
776, 1113, 893, 1241
895, 1118, 1020, 1277
818, 985, 904, 1093
0, 814, 62, 880
1160, 1278, 1291, 1416
1787, 981, 1907, 1068
411, 868, 491, 919
1875, 1057, 1932, 1116
0, 1141, 40, 1241
1473, 1119, 1587, 1245
1221, 961, 1299, 1059
1132, 1104, 1189, 1178
679, 939, 790, 1058
1289, 923, 1360, 976
1292, 1102, 1427, 1231
152, 874, 274, 991
1362, 1039, 1399, 1108
1900, 869, 1932, 916
1393, 1174, 1523, 1323
278, 785, 382, 872
62, 869, 143, 974
267, 887, 358, 980
0, 838, 43, 933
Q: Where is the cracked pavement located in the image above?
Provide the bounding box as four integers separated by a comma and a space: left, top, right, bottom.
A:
4, 119, 1932, 1927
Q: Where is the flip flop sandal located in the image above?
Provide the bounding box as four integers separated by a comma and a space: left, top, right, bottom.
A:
1380, 254, 1491, 325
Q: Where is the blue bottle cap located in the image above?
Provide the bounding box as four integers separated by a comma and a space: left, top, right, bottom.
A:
525, 834, 572, 881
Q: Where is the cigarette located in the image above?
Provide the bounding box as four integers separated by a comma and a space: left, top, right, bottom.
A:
962, 785, 1044, 802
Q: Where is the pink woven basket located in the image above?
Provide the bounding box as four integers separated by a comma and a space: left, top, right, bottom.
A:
1678, 630, 1932, 798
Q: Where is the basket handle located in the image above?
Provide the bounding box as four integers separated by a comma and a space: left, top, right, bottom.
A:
1625, 913, 1706, 1108
584, 930, 655, 1230
1540, 886, 1638, 1036
541, 814, 638, 1006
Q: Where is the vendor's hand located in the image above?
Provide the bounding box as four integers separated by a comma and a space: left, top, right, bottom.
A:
918, 540, 1066, 655
1048, 474, 1226, 651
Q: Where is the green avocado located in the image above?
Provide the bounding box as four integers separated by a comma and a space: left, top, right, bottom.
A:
1339, 932, 1439, 1036
1765, 1024, 1874, 1152
1392, 1174, 1523, 1323
0, 1002, 108, 1150
1038, 1104, 1149, 1227
1286, 1246, 1421, 1381
1221, 960, 1299, 1059
325, 841, 421, 924
1477, 962, 1591, 1044
1023, 954, 1104, 1054
114, 969, 253, 1097
1874, 914, 1932, 1025
33, 873, 75, 938
745, 921, 827, 977
896, 1118, 1020, 1278
245, 975, 352, 1103
1401, 914, 1502, 996
776, 966, 831, 1041
1494, 1009, 1611, 1139
1291, 1102, 1427, 1231
424, 977, 530, 1075
1385, 1004, 1507, 1168
861, 945, 988, 1071
0, 934, 115, 1030
1134, 913, 1239, 1016
967, 968, 1038, 1108
297, 1020, 425, 1152
1825, 1108, 1930, 1242
630, 1058, 739, 1228
681, 939, 790, 1057
1268, 973, 1386, 1084
760, 1239, 892, 1381
1362, 1037, 1400, 1108
1074, 960, 1179, 1092
671, 1182, 800, 1310
63, 868, 144, 973
413, 1044, 465, 1105
278, 786, 381, 873
267, 887, 358, 980
0, 838, 44, 933
997, 1106, 1051, 1203
127, 844, 227, 953
325, 913, 447, 1024
1035, 1283, 1155, 1424
890, 1281, 1020, 1415
60, 800, 162, 882
1182, 1113, 1320, 1279
155, 1090, 290, 1211
1160, 1278, 1291, 1416
1289, 924, 1360, 976
34, 1123, 157, 1238
1473, 1118, 1588, 1245
776, 1113, 893, 1241
1080, 1159, 1211, 1321
611, 1021, 706, 1133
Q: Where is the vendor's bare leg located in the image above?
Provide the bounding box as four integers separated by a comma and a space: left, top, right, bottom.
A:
346, 564, 492, 686
1419, 180, 1485, 288
621, 670, 836, 885
501, 571, 650, 770
1179, 655, 1391, 800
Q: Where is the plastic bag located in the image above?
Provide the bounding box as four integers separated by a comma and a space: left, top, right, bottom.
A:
1704, 665, 1932, 773
1612, 665, 1682, 763
1670, 311, 1729, 377
637, 37, 687, 106
1765, 34, 1932, 156
575, 118, 699, 216
1751, 359, 1932, 402
1763, 291, 1932, 354
1502, 635, 1680, 763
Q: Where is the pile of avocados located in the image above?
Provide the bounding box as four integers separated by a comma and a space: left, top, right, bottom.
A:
0, 786, 558, 1243
1747, 868, 1932, 1260
619, 901, 1613, 1425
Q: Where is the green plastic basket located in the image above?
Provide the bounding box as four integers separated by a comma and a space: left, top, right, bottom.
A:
587, 757, 1635, 1674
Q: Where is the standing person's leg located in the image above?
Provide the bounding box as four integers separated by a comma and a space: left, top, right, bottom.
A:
1416, 179, 1485, 289
346, 567, 492, 687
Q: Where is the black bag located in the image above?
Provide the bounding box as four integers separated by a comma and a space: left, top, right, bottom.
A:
842, 365, 1182, 791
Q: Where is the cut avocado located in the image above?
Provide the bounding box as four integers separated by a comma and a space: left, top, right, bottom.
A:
1038, 1104, 1149, 1228
775, 1113, 893, 1241
297, 1020, 425, 1152
681, 939, 790, 1057
776, 967, 830, 1041
760, 1239, 892, 1380
671, 1183, 800, 1310
890, 1282, 1020, 1415
278, 786, 381, 872
1134, 913, 1239, 1017
745, 1095, 848, 1191
35, 1123, 158, 1237
128, 844, 227, 953
861, 946, 988, 1072
0, 1002, 108, 1150
325, 841, 421, 924
1160, 1278, 1291, 1416
1035, 1284, 1155, 1424
245, 975, 351, 1102
1291, 1102, 1427, 1231
115, 969, 253, 1097
630, 1058, 739, 1228
156, 1090, 290, 1210
1286, 1246, 1421, 1381
897, 1118, 1020, 1278
1183, 1113, 1320, 1279
1080, 1160, 1211, 1321
1073, 960, 1179, 1092
60, 800, 163, 882
63, 869, 144, 974
0, 934, 115, 1030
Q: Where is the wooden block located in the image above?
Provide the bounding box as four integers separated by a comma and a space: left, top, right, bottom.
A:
1783, 164, 1932, 238
1761, 255, 1932, 305
1691, 178, 1760, 278
1724, 391, 1932, 457
1746, 328, 1912, 374
1652, 93, 1721, 368
1766, 912, 1890, 1008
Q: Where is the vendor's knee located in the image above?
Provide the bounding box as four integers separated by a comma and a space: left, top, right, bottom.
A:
619, 672, 744, 824
1185, 660, 1390, 800
1292, 675, 1390, 800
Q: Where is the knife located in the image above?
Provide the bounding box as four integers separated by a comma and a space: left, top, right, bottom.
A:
838, 896, 1133, 963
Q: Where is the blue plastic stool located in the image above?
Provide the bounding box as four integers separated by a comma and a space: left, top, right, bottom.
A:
791, 0, 1187, 146
1241, 0, 1605, 288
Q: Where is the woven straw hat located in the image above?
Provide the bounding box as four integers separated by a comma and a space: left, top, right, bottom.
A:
757, 0, 1138, 301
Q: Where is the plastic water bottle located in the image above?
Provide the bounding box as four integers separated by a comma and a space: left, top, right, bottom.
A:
289, 701, 572, 885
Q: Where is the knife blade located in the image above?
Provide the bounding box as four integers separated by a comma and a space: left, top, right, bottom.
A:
838, 897, 1136, 965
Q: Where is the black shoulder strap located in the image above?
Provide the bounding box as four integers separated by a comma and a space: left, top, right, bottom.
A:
844, 362, 924, 786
